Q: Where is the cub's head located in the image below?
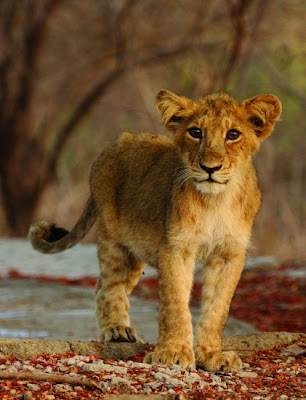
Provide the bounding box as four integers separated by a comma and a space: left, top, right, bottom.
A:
156, 90, 281, 194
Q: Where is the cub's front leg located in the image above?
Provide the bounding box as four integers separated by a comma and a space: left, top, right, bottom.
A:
195, 249, 245, 372
144, 246, 195, 367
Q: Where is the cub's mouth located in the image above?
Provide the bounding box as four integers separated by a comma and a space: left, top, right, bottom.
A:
195, 177, 229, 185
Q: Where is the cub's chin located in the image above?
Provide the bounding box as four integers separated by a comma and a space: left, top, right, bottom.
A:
195, 180, 228, 195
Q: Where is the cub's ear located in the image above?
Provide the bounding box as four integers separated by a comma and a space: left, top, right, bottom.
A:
241, 94, 282, 140
156, 89, 193, 133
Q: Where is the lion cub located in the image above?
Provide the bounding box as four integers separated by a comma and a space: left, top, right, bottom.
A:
29, 90, 281, 371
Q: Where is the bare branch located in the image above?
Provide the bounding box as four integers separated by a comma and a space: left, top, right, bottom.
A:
0, 0, 19, 124
219, 0, 272, 91
45, 67, 125, 181
0, 371, 103, 392
260, 56, 306, 107
12, 0, 61, 124
234, 0, 270, 91
0, 0, 61, 157
220, 0, 250, 90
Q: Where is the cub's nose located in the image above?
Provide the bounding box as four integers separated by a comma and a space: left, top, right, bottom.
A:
199, 164, 222, 174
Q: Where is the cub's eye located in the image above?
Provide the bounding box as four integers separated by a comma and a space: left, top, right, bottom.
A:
226, 129, 241, 141
187, 127, 202, 139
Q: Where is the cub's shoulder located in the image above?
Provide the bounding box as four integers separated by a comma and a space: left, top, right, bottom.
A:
118, 132, 174, 149
92, 132, 180, 185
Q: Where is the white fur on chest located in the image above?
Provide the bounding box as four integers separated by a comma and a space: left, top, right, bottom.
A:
199, 206, 237, 246
180, 190, 250, 258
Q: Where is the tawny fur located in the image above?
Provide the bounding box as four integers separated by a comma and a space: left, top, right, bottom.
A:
28, 90, 281, 371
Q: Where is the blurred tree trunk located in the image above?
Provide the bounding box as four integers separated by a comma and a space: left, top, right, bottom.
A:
0, 0, 60, 235
0, 0, 128, 235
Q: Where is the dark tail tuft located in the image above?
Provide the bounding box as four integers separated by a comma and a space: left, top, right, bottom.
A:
47, 225, 69, 242
28, 196, 97, 254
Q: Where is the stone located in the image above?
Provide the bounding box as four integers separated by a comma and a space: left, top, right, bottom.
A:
153, 372, 187, 387
237, 371, 258, 378
280, 344, 305, 356
21, 365, 35, 371
82, 361, 127, 374
27, 383, 40, 391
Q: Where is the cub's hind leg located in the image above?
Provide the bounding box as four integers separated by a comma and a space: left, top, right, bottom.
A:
95, 239, 144, 343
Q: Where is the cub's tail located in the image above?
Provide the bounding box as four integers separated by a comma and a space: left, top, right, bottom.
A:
28, 196, 97, 254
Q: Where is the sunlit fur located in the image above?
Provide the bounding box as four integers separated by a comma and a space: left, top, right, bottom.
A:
29, 90, 281, 372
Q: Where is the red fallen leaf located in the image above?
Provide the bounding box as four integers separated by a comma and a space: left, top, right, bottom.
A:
294, 363, 300, 371
2, 268, 97, 288
7, 268, 24, 279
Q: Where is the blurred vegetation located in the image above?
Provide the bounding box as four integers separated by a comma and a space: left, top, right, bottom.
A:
0, 0, 305, 259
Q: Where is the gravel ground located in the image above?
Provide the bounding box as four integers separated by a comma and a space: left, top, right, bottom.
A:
0, 337, 305, 399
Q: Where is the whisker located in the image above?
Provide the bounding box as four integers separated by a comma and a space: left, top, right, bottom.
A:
174, 168, 194, 190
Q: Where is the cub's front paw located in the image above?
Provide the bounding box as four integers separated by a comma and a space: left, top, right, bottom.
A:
144, 343, 195, 368
196, 350, 242, 372
100, 326, 143, 343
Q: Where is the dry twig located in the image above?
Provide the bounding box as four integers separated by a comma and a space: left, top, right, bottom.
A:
0, 371, 103, 392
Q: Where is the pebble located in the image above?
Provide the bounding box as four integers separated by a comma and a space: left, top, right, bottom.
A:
63, 357, 80, 366
12, 361, 21, 367
143, 386, 153, 394
237, 370, 258, 378
109, 376, 138, 393
126, 361, 152, 369
54, 384, 72, 392
21, 365, 36, 371
153, 372, 187, 387
27, 383, 40, 391
136, 373, 147, 380
147, 382, 163, 389
197, 381, 209, 389
110, 376, 132, 385
58, 366, 69, 372
82, 361, 127, 374
281, 344, 305, 356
